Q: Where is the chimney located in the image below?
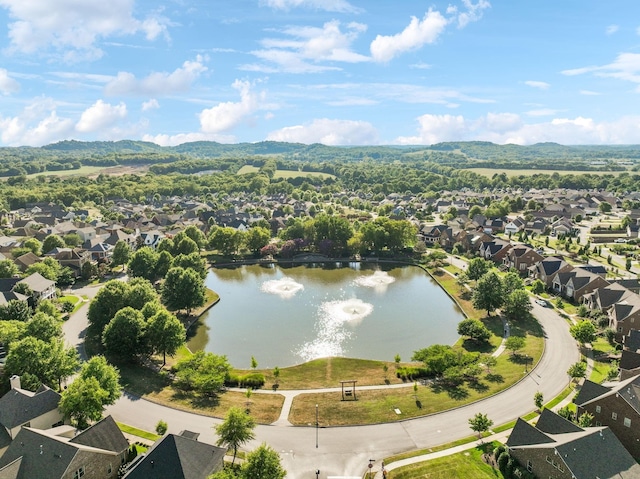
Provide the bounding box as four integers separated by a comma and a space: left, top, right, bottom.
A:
10, 375, 21, 390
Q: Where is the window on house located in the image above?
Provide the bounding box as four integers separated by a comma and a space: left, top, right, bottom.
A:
624, 417, 631, 427
595, 405, 601, 413
546, 456, 552, 463
73, 467, 85, 479
596, 421, 601, 426
612, 412, 618, 420
527, 460, 533, 472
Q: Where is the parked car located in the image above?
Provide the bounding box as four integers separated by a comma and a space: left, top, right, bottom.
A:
535, 298, 548, 307
614, 238, 628, 243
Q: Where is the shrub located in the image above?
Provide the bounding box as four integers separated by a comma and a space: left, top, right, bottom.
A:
396, 366, 430, 381
224, 372, 265, 389
155, 420, 168, 435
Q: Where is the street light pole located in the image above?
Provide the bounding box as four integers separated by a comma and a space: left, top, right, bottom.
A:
315, 404, 319, 448
315, 470, 320, 479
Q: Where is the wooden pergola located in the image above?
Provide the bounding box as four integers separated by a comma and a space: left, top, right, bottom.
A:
340, 380, 357, 401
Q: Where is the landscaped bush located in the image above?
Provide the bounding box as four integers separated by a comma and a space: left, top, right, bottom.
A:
225, 372, 266, 389
395, 366, 430, 381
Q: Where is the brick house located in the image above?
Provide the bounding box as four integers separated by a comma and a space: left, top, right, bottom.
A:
574, 375, 640, 460
608, 295, 640, 342
503, 245, 544, 275
529, 256, 572, 289
506, 408, 640, 479
551, 267, 610, 302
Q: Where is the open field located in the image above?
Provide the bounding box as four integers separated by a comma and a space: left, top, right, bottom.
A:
465, 168, 625, 178
237, 164, 336, 180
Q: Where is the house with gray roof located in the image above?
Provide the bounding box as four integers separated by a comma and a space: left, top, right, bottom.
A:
574, 374, 640, 460
0, 415, 128, 479
506, 409, 640, 478
0, 376, 63, 454
122, 431, 225, 479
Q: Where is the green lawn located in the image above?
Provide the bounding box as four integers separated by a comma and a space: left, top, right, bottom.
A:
117, 422, 160, 442
389, 442, 504, 479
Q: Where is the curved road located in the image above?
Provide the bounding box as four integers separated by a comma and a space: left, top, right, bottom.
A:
64, 286, 578, 479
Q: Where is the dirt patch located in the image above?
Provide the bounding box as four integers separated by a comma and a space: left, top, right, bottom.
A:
87, 165, 150, 179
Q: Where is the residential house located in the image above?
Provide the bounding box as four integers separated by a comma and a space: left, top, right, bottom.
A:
0, 415, 128, 479
551, 218, 578, 237
613, 279, 640, 295
138, 229, 164, 249
419, 225, 449, 245
504, 217, 526, 236
608, 295, 640, 342
503, 245, 544, 275
122, 431, 225, 479
574, 375, 640, 460
12, 252, 40, 272
506, 408, 640, 479
74, 227, 97, 243
45, 248, 92, 276
529, 256, 572, 289
479, 238, 512, 264
583, 282, 635, 312
19, 272, 57, 302
621, 330, 640, 380
0, 376, 63, 453
551, 267, 609, 302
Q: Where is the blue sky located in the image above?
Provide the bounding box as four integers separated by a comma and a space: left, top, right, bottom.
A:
1, 0, 640, 147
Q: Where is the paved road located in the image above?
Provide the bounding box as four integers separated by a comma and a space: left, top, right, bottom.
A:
102, 299, 578, 479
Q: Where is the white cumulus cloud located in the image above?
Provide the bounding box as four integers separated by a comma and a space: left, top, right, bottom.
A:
259, 0, 361, 13
0, 69, 20, 94
562, 52, 640, 85
266, 118, 379, 145
142, 99, 160, 111
0, 97, 74, 146
200, 80, 266, 134
0, 0, 171, 61
455, 0, 491, 29
245, 21, 368, 73
395, 112, 640, 145
75, 100, 127, 133
142, 131, 235, 147
105, 56, 208, 96
370, 9, 448, 62
524, 80, 550, 90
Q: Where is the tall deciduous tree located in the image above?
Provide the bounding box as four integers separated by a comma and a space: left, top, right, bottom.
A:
505, 336, 526, 357
102, 307, 146, 361
0, 259, 19, 278
240, 444, 286, 479
24, 312, 62, 342
469, 413, 493, 438
174, 351, 231, 396
457, 318, 491, 342
467, 257, 492, 281
87, 280, 129, 332
570, 320, 597, 345
215, 407, 256, 465
127, 246, 159, 281
172, 252, 207, 279
161, 267, 206, 315
503, 289, 533, 320
472, 271, 504, 315
146, 309, 186, 365
42, 234, 65, 254
111, 240, 131, 271
79, 355, 122, 404
245, 226, 272, 254
59, 376, 108, 429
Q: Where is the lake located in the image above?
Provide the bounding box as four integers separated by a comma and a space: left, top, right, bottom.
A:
186, 262, 463, 368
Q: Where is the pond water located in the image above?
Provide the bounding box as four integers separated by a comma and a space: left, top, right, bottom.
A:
186, 262, 463, 368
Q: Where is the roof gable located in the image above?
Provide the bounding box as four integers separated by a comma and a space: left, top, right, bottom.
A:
0, 386, 61, 430
506, 418, 554, 447
70, 415, 128, 454
535, 408, 583, 434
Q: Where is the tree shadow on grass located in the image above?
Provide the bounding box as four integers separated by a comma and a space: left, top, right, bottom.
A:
467, 380, 489, 393
461, 338, 494, 354
429, 381, 469, 400
460, 290, 472, 301
510, 313, 544, 338
171, 389, 221, 409
486, 373, 504, 383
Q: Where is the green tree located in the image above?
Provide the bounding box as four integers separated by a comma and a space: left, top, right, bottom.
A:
468, 412, 493, 438
457, 318, 491, 342
531, 279, 545, 294
240, 444, 286, 479
577, 412, 594, 427
81, 261, 98, 281
567, 361, 587, 382
472, 271, 504, 315
570, 320, 597, 345
23, 238, 42, 256
126, 277, 158, 310
182, 225, 207, 249
0, 259, 19, 278
161, 267, 206, 315
102, 307, 146, 361
42, 234, 65, 254
171, 252, 207, 279
0, 299, 32, 321
59, 376, 108, 429
127, 247, 159, 281
156, 420, 168, 435
505, 336, 526, 357
209, 227, 244, 256
174, 236, 199, 256
534, 391, 544, 411
24, 312, 62, 342
245, 226, 272, 254
250, 356, 258, 369
63, 233, 82, 247
174, 351, 231, 396
467, 257, 492, 281
111, 240, 131, 271
273, 366, 280, 385
25, 260, 60, 282
154, 250, 174, 279
87, 280, 129, 332
502, 272, 525, 296
503, 289, 533, 320
146, 309, 186, 365
215, 407, 256, 465
79, 355, 122, 404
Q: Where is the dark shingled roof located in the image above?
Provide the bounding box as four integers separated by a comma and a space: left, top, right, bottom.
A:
620, 349, 640, 371
70, 415, 128, 454
0, 386, 61, 430
506, 418, 554, 448
535, 408, 583, 435
574, 379, 611, 406
122, 433, 225, 479
625, 329, 640, 352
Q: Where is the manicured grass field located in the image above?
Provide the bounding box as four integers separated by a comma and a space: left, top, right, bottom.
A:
116, 422, 160, 441
389, 443, 504, 479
